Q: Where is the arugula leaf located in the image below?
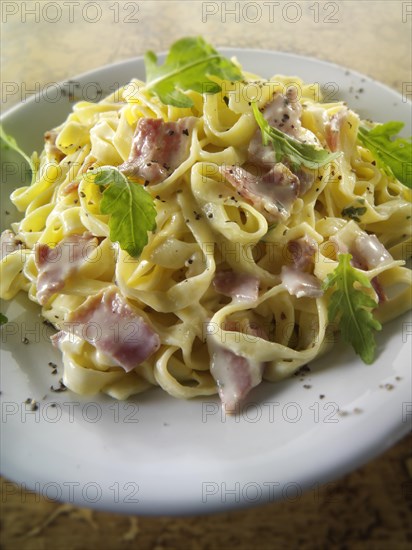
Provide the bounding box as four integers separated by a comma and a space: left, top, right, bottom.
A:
358, 122, 412, 189
0, 124, 38, 184
92, 167, 157, 257
322, 253, 382, 364
252, 102, 340, 169
0, 313, 8, 325
144, 36, 243, 108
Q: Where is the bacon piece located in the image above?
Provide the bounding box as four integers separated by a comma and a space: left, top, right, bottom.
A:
248, 130, 278, 168
280, 266, 323, 299
224, 89, 318, 218
1, 230, 23, 261
51, 288, 160, 372
259, 88, 305, 140
213, 270, 259, 302
208, 342, 264, 413
352, 233, 393, 270
61, 180, 80, 195
281, 236, 322, 298
352, 234, 392, 303
35, 232, 98, 305
332, 225, 393, 270
119, 117, 197, 184
287, 236, 318, 272
208, 315, 269, 411
247, 89, 317, 199
249, 88, 320, 169
222, 318, 269, 341
325, 110, 347, 152
331, 224, 393, 303
220, 163, 299, 222
44, 130, 66, 162
371, 277, 386, 303
247, 137, 314, 197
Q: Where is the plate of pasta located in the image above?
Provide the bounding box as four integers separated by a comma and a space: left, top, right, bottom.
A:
1, 38, 411, 514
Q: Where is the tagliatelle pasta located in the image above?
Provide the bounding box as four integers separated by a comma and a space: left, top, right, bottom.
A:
1, 41, 411, 412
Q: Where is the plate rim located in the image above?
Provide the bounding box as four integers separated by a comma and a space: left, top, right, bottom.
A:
1, 46, 411, 122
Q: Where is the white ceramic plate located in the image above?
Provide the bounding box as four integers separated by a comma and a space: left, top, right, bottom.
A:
1, 50, 411, 515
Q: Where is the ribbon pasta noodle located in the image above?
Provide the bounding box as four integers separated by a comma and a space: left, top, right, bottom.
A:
1, 52, 411, 412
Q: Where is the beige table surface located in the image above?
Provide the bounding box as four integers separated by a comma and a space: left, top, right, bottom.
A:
1, 1, 412, 548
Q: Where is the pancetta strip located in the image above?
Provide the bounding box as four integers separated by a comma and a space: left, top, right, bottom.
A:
281, 266, 323, 299
209, 342, 264, 413
332, 224, 394, 270
281, 236, 323, 298
213, 270, 259, 302
220, 163, 299, 222
248, 87, 320, 169
35, 232, 98, 305
51, 287, 160, 372
119, 117, 197, 184
287, 236, 318, 272
325, 110, 347, 152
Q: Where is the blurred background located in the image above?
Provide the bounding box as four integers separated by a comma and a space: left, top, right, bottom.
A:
1, 1, 411, 548
2, 0, 411, 112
